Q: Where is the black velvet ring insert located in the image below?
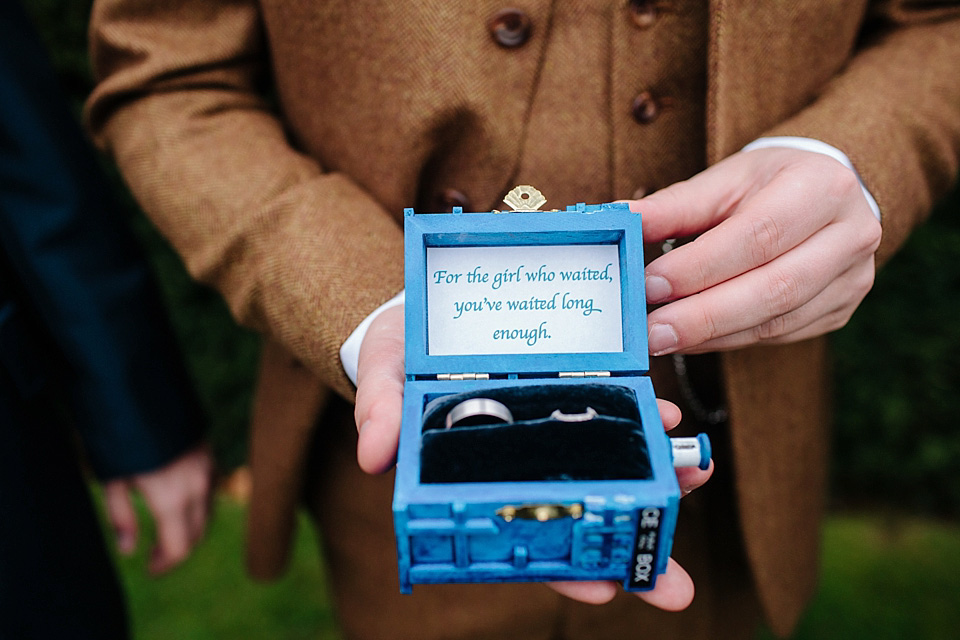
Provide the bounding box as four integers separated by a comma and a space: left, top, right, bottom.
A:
420, 384, 653, 484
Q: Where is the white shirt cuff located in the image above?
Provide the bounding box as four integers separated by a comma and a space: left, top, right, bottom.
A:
741, 136, 881, 222
339, 290, 405, 387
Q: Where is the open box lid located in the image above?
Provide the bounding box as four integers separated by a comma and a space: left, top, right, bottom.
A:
404, 187, 649, 379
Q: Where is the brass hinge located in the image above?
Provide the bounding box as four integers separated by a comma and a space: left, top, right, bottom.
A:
558, 371, 611, 378
437, 373, 490, 381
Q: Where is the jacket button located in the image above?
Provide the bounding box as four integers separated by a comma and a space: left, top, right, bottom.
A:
627, 0, 658, 28
631, 91, 661, 124
488, 9, 532, 48
436, 188, 472, 212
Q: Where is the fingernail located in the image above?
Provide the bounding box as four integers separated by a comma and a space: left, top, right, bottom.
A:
648, 323, 679, 356
645, 275, 672, 303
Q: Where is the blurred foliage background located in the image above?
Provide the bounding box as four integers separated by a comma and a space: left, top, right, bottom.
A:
19, 1, 960, 638
832, 191, 960, 516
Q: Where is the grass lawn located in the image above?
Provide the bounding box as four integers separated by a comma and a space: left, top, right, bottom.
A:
769, 514, 960, 640
114, 497, 340, 640
109, 495, 960, 640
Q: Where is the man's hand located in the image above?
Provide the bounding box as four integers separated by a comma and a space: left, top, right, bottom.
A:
103, 443, 215, 574
353, 304, 712, 610
634, 147, 882, 356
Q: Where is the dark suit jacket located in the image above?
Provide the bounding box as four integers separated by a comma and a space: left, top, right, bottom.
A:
0, 0, 203, 480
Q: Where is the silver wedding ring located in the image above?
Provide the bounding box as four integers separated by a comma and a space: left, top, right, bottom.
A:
445, 398, 515, 429
549, 407, 598, 423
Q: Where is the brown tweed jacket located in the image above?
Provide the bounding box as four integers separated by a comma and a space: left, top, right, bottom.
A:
87, 0, 960, 634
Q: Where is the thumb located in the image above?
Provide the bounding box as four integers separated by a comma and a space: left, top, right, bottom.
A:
103, 480, 138, 555
354, 304, 406, 474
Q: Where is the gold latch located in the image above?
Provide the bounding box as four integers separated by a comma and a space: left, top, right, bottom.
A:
502, 185, 547, 212
497, 503, 584, 522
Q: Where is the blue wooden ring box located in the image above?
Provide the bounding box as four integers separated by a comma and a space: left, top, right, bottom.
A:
393, 187, 701, 593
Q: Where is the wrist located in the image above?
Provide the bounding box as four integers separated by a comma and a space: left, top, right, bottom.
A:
340, 290, 406, 386
742, 136, 881, 222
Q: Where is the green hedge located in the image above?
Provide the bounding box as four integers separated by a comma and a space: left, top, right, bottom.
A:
832, 191, 960, 515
